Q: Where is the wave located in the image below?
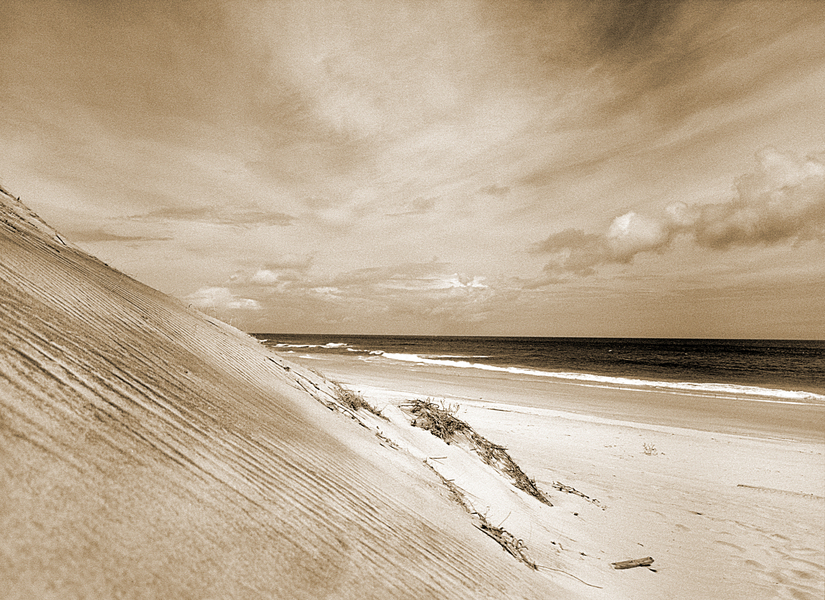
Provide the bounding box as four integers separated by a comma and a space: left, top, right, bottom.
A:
372, 352, 825, 404
425, 354, 491, 359
274, 342, 350, 349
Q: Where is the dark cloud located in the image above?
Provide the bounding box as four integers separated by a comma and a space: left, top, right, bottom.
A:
529, 229, 605, 276
479, 184, 511, 196
387, 197, 436, 217
68, 228, 171, 243
133, 205, 294, 227
588, 0, 683, 58
531, 149, 825, 281
693, 149, 825, 249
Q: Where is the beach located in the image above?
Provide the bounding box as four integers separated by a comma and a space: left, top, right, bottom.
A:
2, 185, 823, 599
282, 350, 825, 599
1, 189, 581, 599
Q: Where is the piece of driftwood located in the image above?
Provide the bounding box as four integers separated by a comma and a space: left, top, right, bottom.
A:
611, 556, 654, 570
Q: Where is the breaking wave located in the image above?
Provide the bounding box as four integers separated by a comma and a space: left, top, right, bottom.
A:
371, 352, 825, 404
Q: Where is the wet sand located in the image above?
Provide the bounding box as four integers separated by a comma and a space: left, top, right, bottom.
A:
290, 352, 825, 442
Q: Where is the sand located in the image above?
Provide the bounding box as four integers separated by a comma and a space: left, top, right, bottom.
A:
287, 353, 825, 599
0, 187, 577, 599
2, 184, 823, 599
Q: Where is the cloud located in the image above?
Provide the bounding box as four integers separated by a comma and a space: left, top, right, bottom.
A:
531, 149, 825, 280
693, 148, 825, 249
231, 260, 490, 299
231, 254, 315, 288
325, 262, 470, 291
479, 184, 511, 197
185, 287, 261, 311
134, 205, 295, 227
210, 260, 497, 332
529, 229, 605, 277
68, 228, 171, 243
606, 211, 671, 261
387, 196, 437, 217
250, 270, 280, 285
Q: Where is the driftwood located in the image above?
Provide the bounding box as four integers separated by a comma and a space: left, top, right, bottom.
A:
611, 556, 654, 570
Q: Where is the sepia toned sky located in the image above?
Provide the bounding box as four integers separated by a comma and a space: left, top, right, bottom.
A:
3, 0, 824, 337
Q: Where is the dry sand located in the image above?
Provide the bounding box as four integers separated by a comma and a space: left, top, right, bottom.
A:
2, 184, 822, 599
290, 354, 825, 600
0, 187, 579, 598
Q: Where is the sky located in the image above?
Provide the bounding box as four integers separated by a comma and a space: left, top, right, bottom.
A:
2, 0, 824, 338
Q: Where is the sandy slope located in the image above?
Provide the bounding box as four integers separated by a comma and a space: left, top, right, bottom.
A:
0, 186, 582, 599
319, 370, 824, 600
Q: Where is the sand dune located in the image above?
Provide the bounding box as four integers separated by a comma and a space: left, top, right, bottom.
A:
4, 184, 823, 599
0, 186, 581, 598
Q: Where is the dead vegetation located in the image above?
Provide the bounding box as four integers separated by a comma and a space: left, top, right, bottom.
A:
552, 481, 605, 509
407, 399, 552, 506
612, 556, 655, 570
425, 462, 538, 570
474, 513, 538, 570
334, 385, 381, 416
408, 398, 468, 440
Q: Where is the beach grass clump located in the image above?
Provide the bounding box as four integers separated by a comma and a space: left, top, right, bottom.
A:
334, 385, 380, 416
468, 432, 552, 506
408, 399, 469, 441
407, 399, 552, 506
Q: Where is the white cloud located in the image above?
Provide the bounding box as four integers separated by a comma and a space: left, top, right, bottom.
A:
607, 212, 670, 262
693, 148, 825, 249
532, 148, 825, 281
251, 270, 279, 284
442, 274, 488, 289
185, 287, 261, 311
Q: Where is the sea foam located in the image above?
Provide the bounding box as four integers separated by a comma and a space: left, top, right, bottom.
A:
374, 352, 825, 404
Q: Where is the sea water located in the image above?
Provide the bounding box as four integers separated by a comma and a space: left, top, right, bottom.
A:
254, 335, 825, 405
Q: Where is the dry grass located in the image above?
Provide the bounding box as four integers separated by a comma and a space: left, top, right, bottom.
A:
473, 514, 538, 570
408, 399, 468, 441
334, 385, 381, 416
407, 400, 552, 506
552, 481, 605, 509
468, 431, 552, 505
424, 462, 538, 570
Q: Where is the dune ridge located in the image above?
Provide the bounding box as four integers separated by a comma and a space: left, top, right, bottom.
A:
0, 186, 579, 599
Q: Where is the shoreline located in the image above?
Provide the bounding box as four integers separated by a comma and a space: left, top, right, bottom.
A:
283, 352, 825, 444
283, 350, 825, 599
5, 186, 822, 599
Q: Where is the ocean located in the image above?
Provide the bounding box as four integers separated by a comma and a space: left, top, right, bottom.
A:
253, 335, 825, 405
